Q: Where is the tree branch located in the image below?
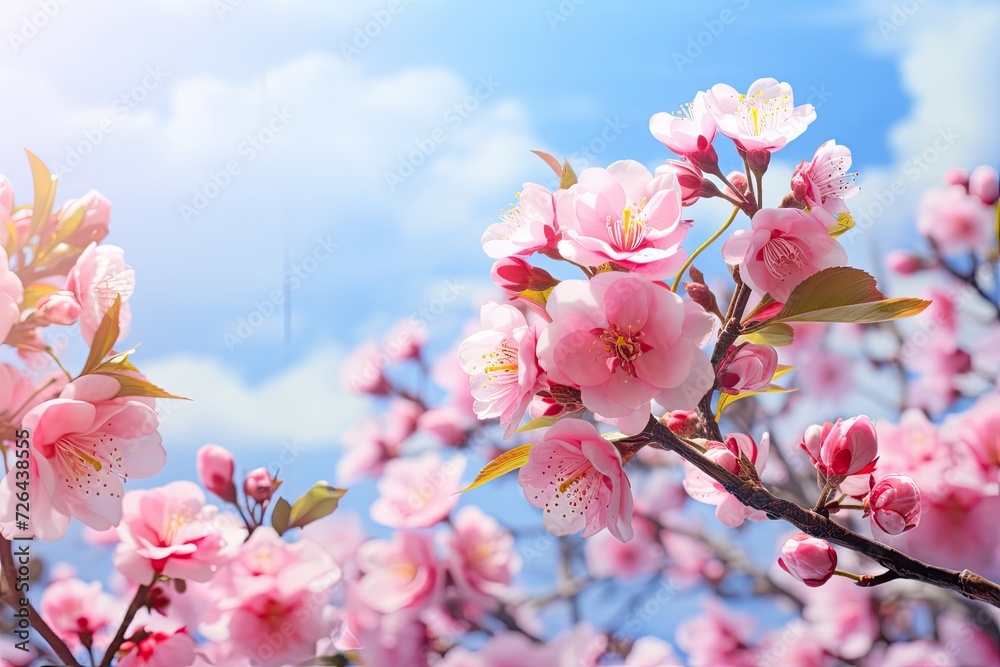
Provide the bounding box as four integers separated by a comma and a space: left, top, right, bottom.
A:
98, 583, 151, 667
0, 536, 81, 667
644, 419, 1000, 608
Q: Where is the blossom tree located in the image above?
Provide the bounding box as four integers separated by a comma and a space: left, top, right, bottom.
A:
2, 76, 1000, 666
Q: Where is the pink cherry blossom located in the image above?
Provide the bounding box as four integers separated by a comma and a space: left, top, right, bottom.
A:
886, 250, 925, 275
655, 159, 706, 206
811, 415, 879, 479
649, 92, 718, 155
704, 78, 816, 153
242, 468, 273, 503
968, 164, 999, 205
517, 418, 634, 541
383, 318, 427, 362
957, 393, 1000, 477
481, 183, 559, 258
557, 160, 690, 278
917, 184, 993, 256
34, 290, 82, 326
777, 533, 838, 587
536, 272, 714, 433
196, 444, 236, 503
683, 433, 770, 527
39, 577, 118, 651
868, 474, 921, 535
722, 207, 847, 302
54, 189, 112, 248
790, 140, 859, 216
0, 374, 164, 540
417, 404, 475, 447
369, 452, 464, 528
801, 578, 879, 660
299, 510, 368, 578
717, 342, 778, 394
64, 242, 135, 346
340, 341, 392, 394
115, 481, 241, 584
458, 301, 544, 437
676, 601, 757, 667
0, 247, 22, 343
118, 626, 197, 667
0, 364, 62, 424
336, 399, 420, 483
217, 527, 340, 666
447, 505, 519, 606
583, 515, 663, 578
356, 530, 441, 613
625, 636, 683, 666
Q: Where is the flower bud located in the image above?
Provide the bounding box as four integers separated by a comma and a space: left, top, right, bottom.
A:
664, 410, 700, 438
969, 165, 999, 206
56, 190, 112, 247
868, 474, 921, 535
243, 468, 274, 503
778, 533, 837, 587
490, 257, 558, 294
817, 416, 879, 478
727, 171, 750, 197
34, 291, 81, 326
196, 444, 237, 503
684, 280, 720, 319
885, 250, 925, 275
717, 343, 778, 395
746, 148, 771, 174
685, 136, 720, 175
658, 159, 704, 206
942, 167, 969, 188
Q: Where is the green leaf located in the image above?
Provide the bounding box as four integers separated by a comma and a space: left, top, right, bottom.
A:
270, 497, 292, 535
460, 443, 533, 493
25, 150, 58, 240
80, 294, 122, 376
716, 384, 797, 419
106, 374, 188, 400
558, 159, 577, 189
288, 483, 346, 529
758, 267, 930, 327
738, 323, 794, 347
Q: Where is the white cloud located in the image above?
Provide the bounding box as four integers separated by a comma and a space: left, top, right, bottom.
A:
143, 346, 368, 448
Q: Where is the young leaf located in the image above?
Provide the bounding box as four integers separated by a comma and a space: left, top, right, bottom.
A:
288, 483, 346, 529
80, 295, 122, 376
760, 267, 930, 327
559, 159, 578, 189
25, 150, 58, 240
738, 323, 795, 347
530, 149, 563, 177
460, 443, 533, 493
716, 384, 797, 419
270, 497, 292, 535
516, 415, 559, 433
108, 374, 188, 400
20, 283, 60, 310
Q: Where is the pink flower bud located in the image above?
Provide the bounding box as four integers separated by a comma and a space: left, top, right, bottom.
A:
704, 440, 739, 474
665, 410, 700, 438
196, 444, 236, 503
969, 165, 999, 206
490, 257, 558, 294
658, 159, 704, 206
885, 250, 924, 275
778, 533, 837, 587
942, 167, 969, 187
717, 343, 778, 395
746, 149, 771, 174
868, 474, 921, 535
243, 468, 274, 503
817, 416, 879, 478
800, 423, 827, 465
56, 190, 112, 247
34, 291, 82, 326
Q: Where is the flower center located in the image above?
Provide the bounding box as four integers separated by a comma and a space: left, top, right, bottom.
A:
736, 91, 792, 137
595, 324, 650, 377
761, 235, 810, 280
606, 204, 648, 252
477, 340, 519, 386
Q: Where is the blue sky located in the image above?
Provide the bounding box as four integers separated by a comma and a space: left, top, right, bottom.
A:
2, 0, 998, 564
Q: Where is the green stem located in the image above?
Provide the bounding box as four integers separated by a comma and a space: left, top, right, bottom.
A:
833, 569, 862, 582
44, 347, 73, 382
671, 206, 740, 292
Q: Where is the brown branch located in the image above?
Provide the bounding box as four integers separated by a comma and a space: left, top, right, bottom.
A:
99, 583, 151, 667
644, 419, 1000, 608
0, 536, 81, 667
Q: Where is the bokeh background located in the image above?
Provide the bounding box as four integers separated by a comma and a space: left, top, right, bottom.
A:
4, 0, 998, 636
